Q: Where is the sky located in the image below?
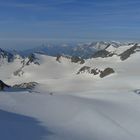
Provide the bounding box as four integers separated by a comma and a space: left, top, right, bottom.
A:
0, 0, 140, 49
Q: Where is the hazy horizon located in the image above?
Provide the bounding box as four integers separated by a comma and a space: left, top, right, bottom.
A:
0, 38, 139, 51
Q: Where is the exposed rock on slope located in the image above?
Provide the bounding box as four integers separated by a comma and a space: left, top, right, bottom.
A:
77, 66, 115, 78
100, 68, 115, 78
119, 44, 140, 61
92, 43, 140, 60
13, 53, 40, 77
56, 55, 61, 63
13, 68, 24, 76
92, 50, 114, 58
71, 56, 85, 64
77, 66, 90, 74
26, 54, 40, 65
0, 80, 10, 90
77, 66, 100, 75
56, 55, 85, 64
13, 82, 38, 89
20, 53, 40, 66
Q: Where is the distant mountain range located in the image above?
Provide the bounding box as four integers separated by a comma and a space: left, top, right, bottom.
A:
17, 41, 134, 59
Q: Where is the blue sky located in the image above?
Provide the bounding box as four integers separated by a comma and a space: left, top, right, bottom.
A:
0, 0, 140, 49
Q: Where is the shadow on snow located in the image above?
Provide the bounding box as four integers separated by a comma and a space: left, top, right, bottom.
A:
0, 109, 52, 140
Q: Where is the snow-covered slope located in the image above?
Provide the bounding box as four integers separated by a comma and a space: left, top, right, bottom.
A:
0, 44, 140, 140
106, 44, 134, 55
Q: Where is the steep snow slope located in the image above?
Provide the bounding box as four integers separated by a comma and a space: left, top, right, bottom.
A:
0, 45, 140, 140
106, 44, 134, 55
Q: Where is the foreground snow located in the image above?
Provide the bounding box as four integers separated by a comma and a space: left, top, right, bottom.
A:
0, 109, 48, 140
0, 89, 140, 140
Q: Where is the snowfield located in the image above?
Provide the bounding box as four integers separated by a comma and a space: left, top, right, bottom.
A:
0, 44, 140, 140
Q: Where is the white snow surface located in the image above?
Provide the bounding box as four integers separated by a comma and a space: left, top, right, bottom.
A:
106, 44, 134, 55
0, 47, 140, 140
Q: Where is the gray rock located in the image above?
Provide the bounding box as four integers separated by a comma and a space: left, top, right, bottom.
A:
71, 56, 85, 64
56, 55, 61, 63
77, 66, 100, 75
13, 82, 38, 89
92, 50, 112, 58
91, 68, 100, 75
119, 44, 140, 61
77, 66, 91, 74
100, 68, 115, 78
13, 68, 24, 76
56, 55, 85, 64
0, 80, 10, 90
26, 54, 40, 65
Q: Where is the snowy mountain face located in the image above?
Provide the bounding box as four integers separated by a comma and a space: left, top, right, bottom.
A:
0, 43, 140, 140
119, 44, 140, 60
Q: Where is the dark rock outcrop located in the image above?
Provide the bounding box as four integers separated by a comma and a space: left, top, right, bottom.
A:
77, 66, 91, 74
13, 82, 38, 89
0, 80, 10, 90
100, 68, 115, 78
92, 50, 111, 58
91, 69, 100, 75
13, 68, 24, 76
77, 66, 100, 75
56, 55, 61, 63
71, 56, 85, 64
77, 66, 115, 78
56, 55, 85, 64
26, 54, 40, 65
119, 44, 140, 61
